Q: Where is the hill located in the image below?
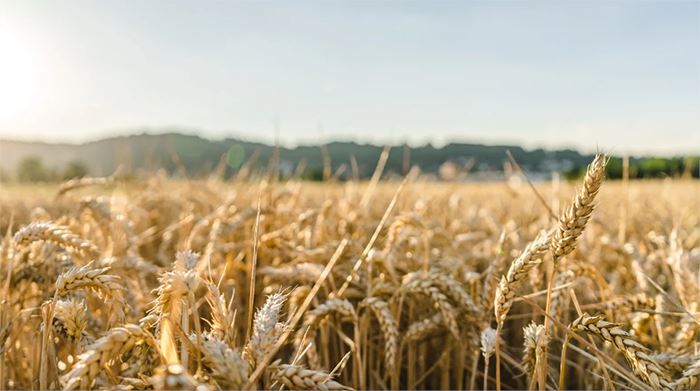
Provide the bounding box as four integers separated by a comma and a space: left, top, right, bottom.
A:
0, 132, 697, 180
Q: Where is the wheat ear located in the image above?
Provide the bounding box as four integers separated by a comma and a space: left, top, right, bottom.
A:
671, 357, 700, 390
61, 324, 151, 390
13, 222, 100, 257
551, 154, 607, 263
522, 322, 547, 387
53, 298, 89, 341
569, 313, 672, 390
269, 363, 354, 390
605, 293, 656, 312
149, 254, 199, 365
360, 297, 399, 372
194, 335, 250, 389
260, 263, 325, 284
494, 231, 550, 327
649, 352, 696, 375
400, 277, 460, 339
245, 291, 288, 367
55, 261, 126, 326
481, 327, 497, 390
204, 282, 234, 345
150, 364, 203, 390
56, 176, 115, 198
404, 313, 444, 342
296, 299, 357, 368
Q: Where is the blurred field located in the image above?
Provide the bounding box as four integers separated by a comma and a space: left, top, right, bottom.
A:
0, 171, 698, 390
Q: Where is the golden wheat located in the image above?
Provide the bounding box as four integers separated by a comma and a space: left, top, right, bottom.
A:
0, 153, 698, 390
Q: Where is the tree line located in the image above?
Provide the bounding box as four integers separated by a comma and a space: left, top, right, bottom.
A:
0, 157, 89, 183
3, 153, 698, 183
564, 156, 699, 180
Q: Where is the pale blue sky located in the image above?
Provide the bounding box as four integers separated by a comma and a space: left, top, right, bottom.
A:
0, 0, 698, 154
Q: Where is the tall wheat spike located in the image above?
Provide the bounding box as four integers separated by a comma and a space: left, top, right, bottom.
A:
551, 154, 607, 263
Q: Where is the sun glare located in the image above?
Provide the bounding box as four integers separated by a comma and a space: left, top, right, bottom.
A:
0, 27, 44, 119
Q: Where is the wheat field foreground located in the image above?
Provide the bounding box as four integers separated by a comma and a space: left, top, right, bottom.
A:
1, 158, 699, 390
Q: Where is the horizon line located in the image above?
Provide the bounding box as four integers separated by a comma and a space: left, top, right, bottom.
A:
1, 128, 698, 158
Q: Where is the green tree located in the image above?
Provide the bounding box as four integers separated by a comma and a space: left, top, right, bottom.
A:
63, 161, 89, 180
17, 156, 49, 182
605, 157, 623, 179
682, 157, 699, 178
301, 167, 324, 181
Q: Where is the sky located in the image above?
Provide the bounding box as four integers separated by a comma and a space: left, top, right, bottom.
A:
0, 0, 698, 155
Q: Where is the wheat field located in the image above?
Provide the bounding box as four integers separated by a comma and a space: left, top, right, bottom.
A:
0, 156, 699, 390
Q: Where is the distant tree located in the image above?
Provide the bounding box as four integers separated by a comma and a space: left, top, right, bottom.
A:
605, 157, 623, 179
301, 167, 324, 181
639, 158, 673, 178
563, 166, 585, 181
683, 157, 699, 178
62, 161, 89, 180
17, 156, 49, 182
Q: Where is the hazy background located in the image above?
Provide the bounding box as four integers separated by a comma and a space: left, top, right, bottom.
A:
1, 0, 698, 154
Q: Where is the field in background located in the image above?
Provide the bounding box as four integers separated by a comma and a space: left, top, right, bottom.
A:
0, 172, 698, 390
